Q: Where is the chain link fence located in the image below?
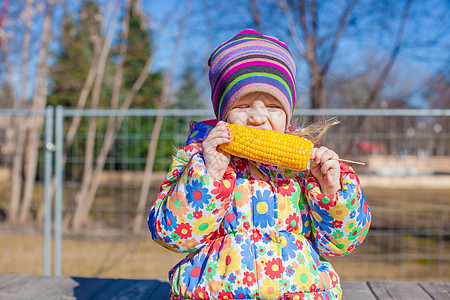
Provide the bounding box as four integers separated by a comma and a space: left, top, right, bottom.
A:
0, 108, 449, 281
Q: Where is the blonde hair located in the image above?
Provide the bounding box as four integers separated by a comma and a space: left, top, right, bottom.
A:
288, 117, 340, 146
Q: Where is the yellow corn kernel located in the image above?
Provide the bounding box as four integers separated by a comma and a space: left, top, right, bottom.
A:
219, 124, 314, 170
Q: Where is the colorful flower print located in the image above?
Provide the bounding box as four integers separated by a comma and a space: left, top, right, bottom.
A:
240, 239, 255, 270
338, 183, 356, 200
317, 194, 336, 210
174, 223, 192, 239
235, 233, 244, 244
204, 260, 217, 280
256, 244, 267, 256
243, 271, 256, 286
356, 191, 371, 226
168, 191, 190, 217
192, 215, 217, 235
310, 201, 335, 234
261, 277, 280, 298
285, 265, 295, 277
186, 180, 211, 210
223, 205, 239, 231
217, 247, 241, 276
277, 179, 295, 196
218, 290, 234, 299
332, 230, 345, 240
279, 231, 298, 259
228, 273, 237, 283
250, 228, 263, 242
295, 264, 314, 291
233, 158, 248, 173
234, 286, 251, 299
182, 253, 208, 290
161, 209, 177, 231
279, 278, 290, 290
252, 190, 275, 228
193, 211, 203, 219
331, 220, 343, 228
345, 193, 358, 211
192, 285, 208, 299
286, 213, 301, 232
262, 233, 271, 244
264, 257, 285, 279
233, 181, 250, 207
329, 270, 339, 286
211, 176, 234, 201
348, 225, 362, 241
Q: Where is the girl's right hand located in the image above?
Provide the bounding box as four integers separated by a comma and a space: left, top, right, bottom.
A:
201, 121, 232, 179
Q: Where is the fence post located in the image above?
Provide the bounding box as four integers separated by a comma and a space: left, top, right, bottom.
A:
54, 106, 64, 276
43, 106, 54, 276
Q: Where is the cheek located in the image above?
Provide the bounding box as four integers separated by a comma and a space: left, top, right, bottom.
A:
269, 111, 287, 132
227, 112, 248, 125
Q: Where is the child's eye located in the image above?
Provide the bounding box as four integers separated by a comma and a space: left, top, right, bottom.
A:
234, 104, 249, 109
267, 105, 281, 109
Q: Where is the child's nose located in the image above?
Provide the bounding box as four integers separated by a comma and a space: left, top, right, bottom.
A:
247, 106, 268, 124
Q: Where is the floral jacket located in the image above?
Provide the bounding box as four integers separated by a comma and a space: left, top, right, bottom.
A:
148, 120, 371, 300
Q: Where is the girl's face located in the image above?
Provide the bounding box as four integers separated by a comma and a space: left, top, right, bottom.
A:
226, 92, 287, 133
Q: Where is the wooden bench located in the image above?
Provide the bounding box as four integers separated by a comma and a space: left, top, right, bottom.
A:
0, 274, 448, 299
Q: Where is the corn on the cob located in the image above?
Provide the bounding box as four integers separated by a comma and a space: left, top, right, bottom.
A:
219, 124, 314, 170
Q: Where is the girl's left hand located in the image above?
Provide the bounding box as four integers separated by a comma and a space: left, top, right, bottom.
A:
310, 146, 341, 194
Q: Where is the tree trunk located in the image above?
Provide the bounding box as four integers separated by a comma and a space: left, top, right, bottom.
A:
19, 0, 55, 224
72, 5, 120, 231
133, 0, 192, 233
282, 0, 357, 113
9, 0, 32, 224
72, 50, 155, 231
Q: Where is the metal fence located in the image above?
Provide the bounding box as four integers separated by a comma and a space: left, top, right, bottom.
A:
0, 107, 449, 281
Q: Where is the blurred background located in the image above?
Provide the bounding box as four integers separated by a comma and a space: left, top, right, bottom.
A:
0, 0, 448, 282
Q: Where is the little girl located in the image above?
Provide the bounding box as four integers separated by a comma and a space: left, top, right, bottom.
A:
148, 29, 371, 300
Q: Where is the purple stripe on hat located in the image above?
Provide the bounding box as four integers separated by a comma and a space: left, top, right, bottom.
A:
212, 59, 295, 106
210, 41, 295, 79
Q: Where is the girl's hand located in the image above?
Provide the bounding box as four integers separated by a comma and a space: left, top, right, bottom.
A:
202, 121, 232, 179
310, 146, 341, 194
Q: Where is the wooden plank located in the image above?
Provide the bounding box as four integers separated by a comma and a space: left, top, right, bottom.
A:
0, 274, 31, 289
29, 276, 78, 300
342, 281, 376, 300
419, 282, 450, 299
0, 275, 45, 300
369, 281, 433, 300
0, 275, 78, 300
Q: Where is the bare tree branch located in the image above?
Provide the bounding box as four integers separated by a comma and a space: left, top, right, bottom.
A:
343, 0, 413, 156
133, 0, 193, 233
366, 0, 413, 106
19, 0, 56, 224
72, 1, 121, 231
279, 0, 306, 56
10, 0, 32, 224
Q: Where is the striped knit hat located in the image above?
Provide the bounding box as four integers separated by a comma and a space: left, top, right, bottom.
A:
208, 29, 296, 123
